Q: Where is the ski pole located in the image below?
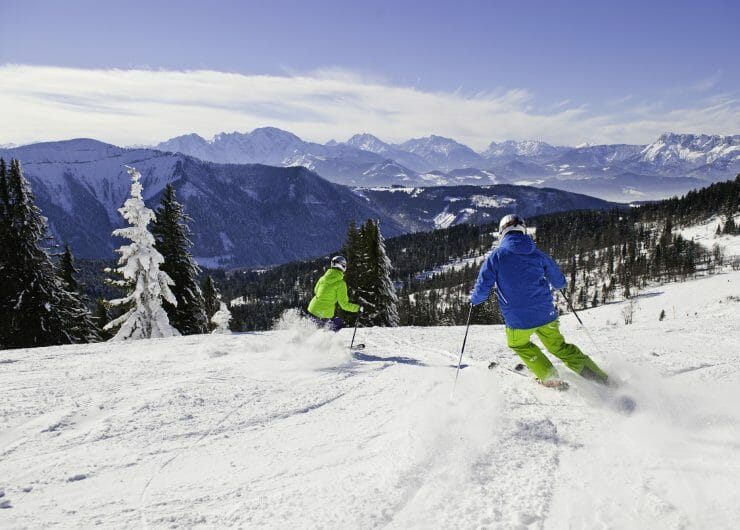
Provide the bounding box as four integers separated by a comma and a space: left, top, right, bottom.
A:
559, 289, 601, 354
451, 304, 473, 399
559, 289, 584, 325
349, 310, 361, 349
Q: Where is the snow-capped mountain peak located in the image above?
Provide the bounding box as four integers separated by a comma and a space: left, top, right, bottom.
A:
221, 127, 303, 146
345, 133, 391, 154
397, 135, 486, 171
483, 140, 561, 159
640, 132, 740, 165
151, 128, 739, 201
401, 135, 466, 155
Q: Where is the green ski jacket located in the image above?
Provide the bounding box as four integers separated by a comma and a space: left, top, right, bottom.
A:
307, 268, 360, 318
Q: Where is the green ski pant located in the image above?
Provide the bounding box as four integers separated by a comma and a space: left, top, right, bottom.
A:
505, 319, 608, 382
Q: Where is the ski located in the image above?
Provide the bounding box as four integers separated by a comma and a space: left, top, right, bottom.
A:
537, 378, 570, 391
351, 343, 365, 350
488, 361, 529, 377
488, 361, 570, 390
487, 362, 638, 408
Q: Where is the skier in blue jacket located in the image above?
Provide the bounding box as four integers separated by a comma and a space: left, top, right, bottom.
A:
470, 214, 608, 388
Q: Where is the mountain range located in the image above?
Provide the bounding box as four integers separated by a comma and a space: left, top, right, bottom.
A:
0, 140, 617, 268
157, 129, 739, 202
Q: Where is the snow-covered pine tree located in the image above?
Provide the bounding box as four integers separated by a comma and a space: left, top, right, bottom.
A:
210, 301, 232, 334
152, 184, 208, 335
360, 219, 399, 327
0, 159, 76, 348
57, 245, 102, 343
201, 275, 222, 332
104, 166, 179, 341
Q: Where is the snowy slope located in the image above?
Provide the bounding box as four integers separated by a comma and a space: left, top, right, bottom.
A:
2, 270, 740, 528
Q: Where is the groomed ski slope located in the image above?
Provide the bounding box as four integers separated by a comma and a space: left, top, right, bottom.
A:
1, 271, 740, 529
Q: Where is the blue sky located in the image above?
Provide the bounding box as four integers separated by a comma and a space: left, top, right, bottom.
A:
1, 0, 738, 148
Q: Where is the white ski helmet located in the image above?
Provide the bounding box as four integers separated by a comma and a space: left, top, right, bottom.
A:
331, 255, 347, 272
498, 214, 526, 237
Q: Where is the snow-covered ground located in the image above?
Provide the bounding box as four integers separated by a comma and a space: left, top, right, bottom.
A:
2, 271, 740, 529
677, 213, 740, 265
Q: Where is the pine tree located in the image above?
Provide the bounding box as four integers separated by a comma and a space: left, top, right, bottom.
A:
0, 159, 76, 348
95, 298, 112, 340
58, 245, 79, 292
104, 166, 179, 341
724, 213, 737, 235
152, 184, 208, 335
359, 219, 399, 327
202, 275, 221, 332
57, 245, 102, 343
342, 220, 364, 301
0, 159, 11, 345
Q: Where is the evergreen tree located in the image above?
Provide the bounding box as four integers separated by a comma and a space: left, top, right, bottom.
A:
358, 219, 399, 327
95, 298, 112, 340
104, 166, 179, 341
58, 245, 79, 292
152, 184, 208, 335
0, 159, 76, 348
57, 245, 102, 343
724, 213, 737, 235
341, 220, 364, 301
0, 159, 11, 344
202, 275, 221, 332
341, 219, 367, 326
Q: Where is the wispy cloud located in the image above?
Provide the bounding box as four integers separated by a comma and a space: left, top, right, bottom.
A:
607, 94, 634, 107
0, 65, 737, 149
691, 71, 723, 92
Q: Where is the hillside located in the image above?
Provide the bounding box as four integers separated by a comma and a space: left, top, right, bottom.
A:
0, 140, 622, 268
356, 184, 617, 231
1, 271, 739, 528
226, 177, 739, 331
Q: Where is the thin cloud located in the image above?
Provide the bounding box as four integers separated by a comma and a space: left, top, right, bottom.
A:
0, 64, 737, 150
607, 95, 634, 107
691, 71, 723, 92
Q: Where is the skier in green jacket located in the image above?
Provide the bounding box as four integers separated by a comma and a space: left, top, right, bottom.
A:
307, 256, 361, 331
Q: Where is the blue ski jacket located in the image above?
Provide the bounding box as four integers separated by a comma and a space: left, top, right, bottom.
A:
470, 232, 566, 329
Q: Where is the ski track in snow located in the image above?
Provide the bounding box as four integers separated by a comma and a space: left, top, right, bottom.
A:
1, 273, 740, 528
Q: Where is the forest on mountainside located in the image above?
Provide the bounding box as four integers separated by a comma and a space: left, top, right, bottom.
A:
224, 176, 740, 331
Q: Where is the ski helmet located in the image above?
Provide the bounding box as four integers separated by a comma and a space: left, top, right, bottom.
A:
331, 255, 347, 272
498, 214, 526, 237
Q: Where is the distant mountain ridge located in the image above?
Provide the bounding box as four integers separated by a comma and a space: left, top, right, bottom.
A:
155, 129, 739, 201
1, 139, 623, 268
